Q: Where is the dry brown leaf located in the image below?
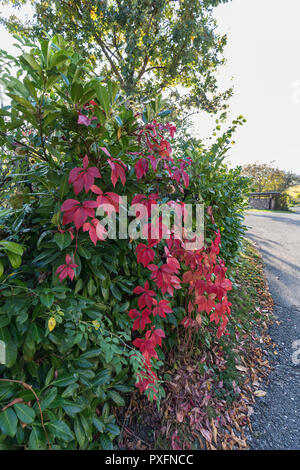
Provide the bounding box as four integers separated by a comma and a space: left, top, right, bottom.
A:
211, 419, 218, 445
176, 410, 184, 423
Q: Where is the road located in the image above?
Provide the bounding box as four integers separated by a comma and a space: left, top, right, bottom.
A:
245, 207, 300, 450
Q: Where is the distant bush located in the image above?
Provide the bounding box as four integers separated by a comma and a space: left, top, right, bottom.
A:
275, 193, 291, 211
285, 185, 300, 205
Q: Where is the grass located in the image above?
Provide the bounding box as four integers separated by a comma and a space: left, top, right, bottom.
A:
247, 208, 295, 214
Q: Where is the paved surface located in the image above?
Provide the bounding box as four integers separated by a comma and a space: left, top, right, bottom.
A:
245, 208, 300, 450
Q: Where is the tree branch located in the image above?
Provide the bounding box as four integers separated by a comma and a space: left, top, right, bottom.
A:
94, 32, 125, 86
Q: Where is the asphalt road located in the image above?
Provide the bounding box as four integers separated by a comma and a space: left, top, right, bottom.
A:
245, 208, 300, 450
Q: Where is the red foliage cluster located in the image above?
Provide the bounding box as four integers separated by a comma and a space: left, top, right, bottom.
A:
131, 226, 232, 398
56, 254, 78, 281
134, 120, 189, 191
57, 114, 233, 400
128, 126, 232, 398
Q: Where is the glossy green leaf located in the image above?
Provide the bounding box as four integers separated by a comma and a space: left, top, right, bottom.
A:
0, 408, 18, 437
14, 403, 35, 424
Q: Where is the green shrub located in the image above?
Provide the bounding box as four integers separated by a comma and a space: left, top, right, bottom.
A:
0, 35, 159, 450
275, 193, 290, 211
0, 35, 249, 450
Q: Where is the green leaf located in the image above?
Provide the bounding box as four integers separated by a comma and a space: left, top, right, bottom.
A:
47, 420, 74, 442
87, 278, 96, 296
80, 348, 102, 359
61, 383, 79, 398
45, 366, 54, 387
0, 241, 23, 255
74, 416, 87, 448
21, 52, 42, 73
74, 279, 83, 294
23, 77, 38, 101
37, 230, 53, 249
54, 232, 71, 250
92, 416, 105, 433
71, 82, 83, 103
40, 292, 54, 309
7, 251, 22, 268
101, 286, 109, 301
61, 400, 84, 418
96, 85, 110, 116
106, 422, 120, 436
8, 93, 36, 111
0, 316, 10, 328
29, 427, 46, 450
110, 284, 122, 301
100, 433, 113, 450
108, 390, 125, 407
0, 260, 3, 277
40, 387, 57, 411
77, 245, 91, 259
50, 53, 69, 69
0, 382, 16, 401
14, 403, 35, 424
51, 373, 78, 387
119, 301, 130, 313
92, 369, 111, 386
59, 175, 69, 199
0, 408, 18, 437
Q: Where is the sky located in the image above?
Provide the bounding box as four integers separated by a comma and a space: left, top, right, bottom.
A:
1, 0, 300, 173
193, 0, 300, 174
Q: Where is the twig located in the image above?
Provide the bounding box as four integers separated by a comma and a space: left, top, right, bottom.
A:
0, 131, 48, 162
1, 397, 24, 412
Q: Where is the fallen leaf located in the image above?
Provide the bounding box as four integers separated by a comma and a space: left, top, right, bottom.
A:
199, 428, 212, 443
176, 410, 184, 423
254, 390, 267, 397
211, 419, 218, 445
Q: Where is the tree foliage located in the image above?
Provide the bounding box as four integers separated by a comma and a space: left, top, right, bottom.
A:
0, 0, 232, 112
241, 161, 300, 193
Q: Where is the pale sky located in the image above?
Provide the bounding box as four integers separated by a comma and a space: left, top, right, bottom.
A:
193, 0, 300, 174
1, 0, 300, 173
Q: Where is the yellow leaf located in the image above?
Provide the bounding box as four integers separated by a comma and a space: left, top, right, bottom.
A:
92, 320, 100, 330
51, 212, 60, 225
254, 390, 267, 397
48, 317, 56, 332
90, 9, 97, 21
